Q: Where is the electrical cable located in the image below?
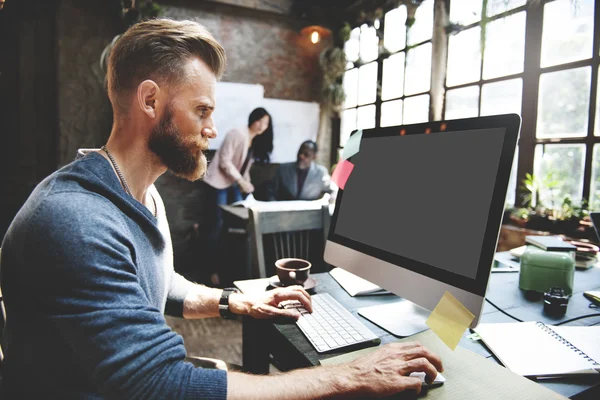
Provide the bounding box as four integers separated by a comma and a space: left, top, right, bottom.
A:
553, 313, 600, 326
484, 298, 524, 322
485, 298, 600, 326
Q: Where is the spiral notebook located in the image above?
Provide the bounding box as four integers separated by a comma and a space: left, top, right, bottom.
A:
474, 322, 600, 377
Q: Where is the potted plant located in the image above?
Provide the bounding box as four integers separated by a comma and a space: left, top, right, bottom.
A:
504, 173, 594, 241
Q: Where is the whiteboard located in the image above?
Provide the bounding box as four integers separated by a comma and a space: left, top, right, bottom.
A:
211, 82, 320, 163
260, 98, 320, 163
211, 82, 264, 149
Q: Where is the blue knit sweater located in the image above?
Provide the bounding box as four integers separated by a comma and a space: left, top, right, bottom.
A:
0, 151, 227, 399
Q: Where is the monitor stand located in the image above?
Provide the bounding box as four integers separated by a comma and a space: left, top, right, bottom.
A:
358, 300, 430, 337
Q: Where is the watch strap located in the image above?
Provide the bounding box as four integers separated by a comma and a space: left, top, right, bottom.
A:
219, 288, 240, 319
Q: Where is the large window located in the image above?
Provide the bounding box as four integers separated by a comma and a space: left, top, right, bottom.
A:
340, 0, 435, 158
445, 0, 526, 206
533, 0, 598, 210
339, 0, 600, 210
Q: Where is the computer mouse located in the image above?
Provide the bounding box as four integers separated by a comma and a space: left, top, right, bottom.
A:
409, 371, 445, 388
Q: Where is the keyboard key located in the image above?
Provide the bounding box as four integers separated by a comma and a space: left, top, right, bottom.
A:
295, 293, 380, 353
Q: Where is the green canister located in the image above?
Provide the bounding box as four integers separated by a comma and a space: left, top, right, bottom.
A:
519, 246, 575, 294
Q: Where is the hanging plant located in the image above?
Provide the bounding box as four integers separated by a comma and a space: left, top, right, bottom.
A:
319, 47, 347, 112
322, 83, 346, 112
99, 1, 163, 87
122, 0, 162, 27
338, 22, 352, 44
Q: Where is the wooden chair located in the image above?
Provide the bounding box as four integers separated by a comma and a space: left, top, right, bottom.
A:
248, 205, 331, 278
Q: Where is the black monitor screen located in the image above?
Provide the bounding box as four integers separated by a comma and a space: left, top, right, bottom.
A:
331, 119, 518, 295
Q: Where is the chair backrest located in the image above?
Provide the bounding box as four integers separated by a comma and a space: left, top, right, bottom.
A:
248, 205, 331, 278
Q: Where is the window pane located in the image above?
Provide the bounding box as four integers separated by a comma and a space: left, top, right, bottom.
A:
357, 105, 376, 130
534, 144, 585, 207
537, 67, 591, 138
384, 5, 407, 52
541, 0, 595, 67
382, 52, 405, 101
357, 62, 378, 106
481, 78, 522, 116
360, 25, 379, 63
505, 147, 519, 208
340, 108, 357, 147
450, 0, 482, 25
344, 27, 360, 63
405, 43, 431, 96
487, 0, 526, 17
483, 12, 526, 80
446, 27, 481, 87
343, 68, 358, 108
381, 99, 403, 127
445, 85, 479, 120
403, 94, 429, 124
591, 144, 600, 210
407, 0, 434, 45
596, 66, 600, 137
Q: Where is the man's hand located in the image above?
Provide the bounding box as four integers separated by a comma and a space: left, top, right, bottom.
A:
227, 340, 443, 399
237, 178, 254, 194
342, 341, 444, 397
228, 286, 312, 319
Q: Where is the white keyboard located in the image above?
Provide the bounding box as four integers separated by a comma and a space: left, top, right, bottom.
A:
292, 293, 381, 353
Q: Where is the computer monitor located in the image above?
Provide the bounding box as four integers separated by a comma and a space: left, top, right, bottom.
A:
324, 114, 521, 336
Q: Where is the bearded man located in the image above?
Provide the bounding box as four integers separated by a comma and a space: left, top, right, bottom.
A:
0, 18, 442, 399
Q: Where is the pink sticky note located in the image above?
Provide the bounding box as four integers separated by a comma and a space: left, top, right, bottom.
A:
331, 159, 354, 190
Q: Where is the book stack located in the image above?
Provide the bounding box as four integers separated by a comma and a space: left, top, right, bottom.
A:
518, 236, 600, 270
569, 241, 599, 269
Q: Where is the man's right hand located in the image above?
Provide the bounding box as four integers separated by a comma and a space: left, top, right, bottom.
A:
227, 341, 443, 400
237, 178, 254, 194
341, 341, 444, 397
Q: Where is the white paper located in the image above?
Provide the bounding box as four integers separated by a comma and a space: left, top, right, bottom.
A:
329, 267, 389, 296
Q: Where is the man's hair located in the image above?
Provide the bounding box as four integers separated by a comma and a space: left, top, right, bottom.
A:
107, 18, 226, 112
300, 140, 318, 153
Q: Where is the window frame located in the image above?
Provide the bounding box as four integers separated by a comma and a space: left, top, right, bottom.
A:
516, 0, 600, 207
335, 0, 600, 209
337, 3, 435, 157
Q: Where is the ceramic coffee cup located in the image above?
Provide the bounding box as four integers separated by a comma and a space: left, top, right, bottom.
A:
275, 258, 311, 286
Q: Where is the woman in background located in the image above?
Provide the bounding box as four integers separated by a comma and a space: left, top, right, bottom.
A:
203, 107, 273, 283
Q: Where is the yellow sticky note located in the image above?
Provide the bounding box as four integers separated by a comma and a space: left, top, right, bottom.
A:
425, 291, 475, 351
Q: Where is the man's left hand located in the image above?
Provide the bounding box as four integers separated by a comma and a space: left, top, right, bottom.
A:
228, 286, 312, 320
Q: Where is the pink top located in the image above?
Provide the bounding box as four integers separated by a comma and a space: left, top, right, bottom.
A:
204, 128, 252, 189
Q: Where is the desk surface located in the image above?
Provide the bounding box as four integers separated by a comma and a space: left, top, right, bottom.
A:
236, 268, 600, 399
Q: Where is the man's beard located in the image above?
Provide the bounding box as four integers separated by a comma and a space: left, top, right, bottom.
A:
148, 108, 207, 181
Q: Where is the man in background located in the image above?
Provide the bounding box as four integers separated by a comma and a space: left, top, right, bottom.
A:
270, 140, 333, 201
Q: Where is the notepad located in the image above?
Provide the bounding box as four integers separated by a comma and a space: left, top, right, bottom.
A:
329, 267, 390, 296
474, 322, 600, 378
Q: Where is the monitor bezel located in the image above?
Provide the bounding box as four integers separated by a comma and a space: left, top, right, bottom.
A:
328, 114, 521, 296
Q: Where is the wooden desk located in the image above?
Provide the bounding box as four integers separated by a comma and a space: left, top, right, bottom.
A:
236, 268, 600, 399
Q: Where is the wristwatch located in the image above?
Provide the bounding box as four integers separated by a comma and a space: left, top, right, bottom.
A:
219, 288, 240, 319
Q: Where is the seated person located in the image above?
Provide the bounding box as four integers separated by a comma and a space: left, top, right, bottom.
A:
0, 19, 443, 399
270, 140, 333, 201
